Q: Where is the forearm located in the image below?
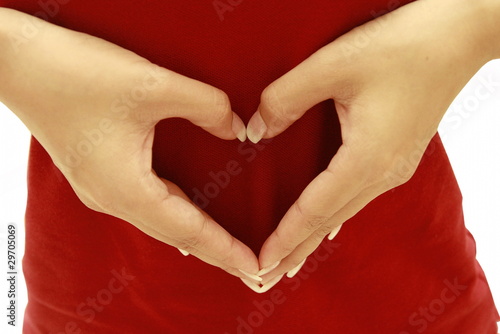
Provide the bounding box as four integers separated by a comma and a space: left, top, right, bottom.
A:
0, 8, 32, 74
472, 0, 500, 61
0, 8, 53, 104
428, 0, 499, 67
0, 8, 18, 101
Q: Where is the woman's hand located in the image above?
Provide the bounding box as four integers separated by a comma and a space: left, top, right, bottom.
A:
0, 8, 261, 282
245, 0, 496, 289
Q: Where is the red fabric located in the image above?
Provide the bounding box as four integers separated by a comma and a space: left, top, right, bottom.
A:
1, 0, 498, 333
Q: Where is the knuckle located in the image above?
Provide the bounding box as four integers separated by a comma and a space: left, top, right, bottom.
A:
91, 197, 117, 215
79, 197, 101, 212
293, 202, 330, 233
274, 229, 297, 255
280, 242, 297, 256
177, 218, 209, 253
393, 169, 415, 186
303, 215, 331, 233
316, 224, 335, 237
380, 153, 420, 188
220, 265, 235, 275
177, 238, 201, 255
78, 194, 113, 214
211, 88, 232, 122
74, 184, 124, 216
260, 85, 279, 109
260, 85, 292, 127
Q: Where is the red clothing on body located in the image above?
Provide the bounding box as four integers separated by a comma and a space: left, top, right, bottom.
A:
1, 0, 498, 333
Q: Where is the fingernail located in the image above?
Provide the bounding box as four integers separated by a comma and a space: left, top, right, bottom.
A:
258, 274, 284, 293
240, 274, 284, 294
232, 112, 247, 142
286, 258, 306, 278
328, 225, 342, 241
178, 248, 190, 256
257, 260, 280, 276
246, 109, 267, 144
240, 278, 262, 293
238, 269, 263, 282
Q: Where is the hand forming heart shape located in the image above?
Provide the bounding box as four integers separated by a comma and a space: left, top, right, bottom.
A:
235, 0, 492, 291
1, 0, 494, 293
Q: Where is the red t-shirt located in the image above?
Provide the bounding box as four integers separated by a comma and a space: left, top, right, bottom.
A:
2, 0, 498, 333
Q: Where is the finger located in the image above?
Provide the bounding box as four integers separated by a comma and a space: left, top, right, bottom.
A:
133, 216, 259, 282
157, 179, 208, 257
258, 145, 369, 269
158, 179, 261, 281
145, 66, 246, 141
259, 228, 328, 285
133, 216, 260, 281
246, 48, 345, 143
240, 274, 285, 294
122, 175, 260, 279
262, 181, 387, 283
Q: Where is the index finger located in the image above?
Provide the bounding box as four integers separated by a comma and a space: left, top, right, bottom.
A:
120, 175, 260, 278
258, 145, 368, 268
144, 67, 246, 141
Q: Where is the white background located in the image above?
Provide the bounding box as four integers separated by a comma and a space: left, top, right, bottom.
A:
1, 61, 499, 333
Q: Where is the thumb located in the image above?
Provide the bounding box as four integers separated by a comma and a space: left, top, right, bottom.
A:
143, 65, 247, 142
247, 49, 343, 143
133, 175, 260, 276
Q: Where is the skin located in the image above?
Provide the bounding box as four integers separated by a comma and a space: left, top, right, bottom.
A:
248, 0, 500, 287
0, 8, 258, 282
0, 0, 499, 293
